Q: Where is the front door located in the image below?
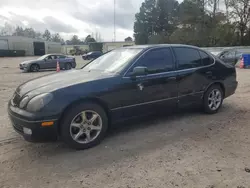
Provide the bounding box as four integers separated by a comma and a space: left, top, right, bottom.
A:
118, 47, 178, 118
45, 55, 58, 69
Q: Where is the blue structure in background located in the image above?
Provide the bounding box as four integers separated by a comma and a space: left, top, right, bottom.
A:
242, 54, 250, 68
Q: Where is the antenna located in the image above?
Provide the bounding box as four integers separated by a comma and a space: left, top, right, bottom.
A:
114, 0, 116, 42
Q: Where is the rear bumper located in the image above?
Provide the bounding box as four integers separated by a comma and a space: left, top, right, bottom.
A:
8, 103, 59, 142
225, 81, 238, 98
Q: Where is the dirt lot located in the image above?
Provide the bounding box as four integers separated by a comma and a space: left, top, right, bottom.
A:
0, 57, 250, 188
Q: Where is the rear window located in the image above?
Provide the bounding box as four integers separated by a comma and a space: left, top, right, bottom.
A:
173, 47, 202, 70
199, 51, 214, 66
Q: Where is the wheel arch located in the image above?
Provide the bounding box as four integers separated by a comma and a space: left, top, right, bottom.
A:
204, 82, 225, 97
57, 97, 111, 134
30, 63, 40, 71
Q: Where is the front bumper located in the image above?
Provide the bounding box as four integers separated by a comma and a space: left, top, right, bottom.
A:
19, 64, 28, 71
8, 103, 59, 142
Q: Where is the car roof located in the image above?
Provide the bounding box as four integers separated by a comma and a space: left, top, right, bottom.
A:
124, 44, 199, 50
46, 54, 65, 56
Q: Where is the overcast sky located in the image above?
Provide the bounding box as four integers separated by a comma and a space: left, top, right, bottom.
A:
0, 0, 144, 41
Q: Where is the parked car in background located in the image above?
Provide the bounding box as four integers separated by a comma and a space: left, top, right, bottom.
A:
9, 44, 237, 149
19, 54, 76, 72
82, 51, 102, 60
217, 48, 250, 66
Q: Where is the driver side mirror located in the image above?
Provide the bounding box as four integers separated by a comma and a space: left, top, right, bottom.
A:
130, 66, 148, 77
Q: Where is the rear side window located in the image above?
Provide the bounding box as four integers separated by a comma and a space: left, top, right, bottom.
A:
173, 47, 202, 70
199, 51, 214, 66
59, 55, 66, 59
134, 48, 174, 74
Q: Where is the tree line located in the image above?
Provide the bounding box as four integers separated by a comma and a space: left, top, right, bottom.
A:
0, 23, 98, 45
0, 23, 133, 45
134, 0, 250, 47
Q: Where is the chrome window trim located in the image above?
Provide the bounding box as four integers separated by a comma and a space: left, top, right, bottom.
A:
122, 47, 216, 79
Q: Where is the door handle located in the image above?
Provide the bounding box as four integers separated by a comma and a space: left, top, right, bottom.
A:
167, 77, 176, 80
206, 71, 212, 75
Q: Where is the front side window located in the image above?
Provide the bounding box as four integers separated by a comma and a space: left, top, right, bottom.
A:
37, 55, 48, 60
173, 47, 202, 70
131, 48, 174, 74
59, 55, 66, 59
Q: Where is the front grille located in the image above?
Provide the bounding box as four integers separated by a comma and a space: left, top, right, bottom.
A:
11, 92, 21, 107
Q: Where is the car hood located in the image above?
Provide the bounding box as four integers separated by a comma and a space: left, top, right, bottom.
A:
16, 70, 115, 97
20, 60, 38, 65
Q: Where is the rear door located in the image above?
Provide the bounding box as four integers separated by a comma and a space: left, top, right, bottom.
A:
58, 55, 67, 66
119, 47, 178, 118
173, 47, 214, 107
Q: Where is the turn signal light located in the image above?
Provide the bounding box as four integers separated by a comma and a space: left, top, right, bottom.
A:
41, 121, 54, 127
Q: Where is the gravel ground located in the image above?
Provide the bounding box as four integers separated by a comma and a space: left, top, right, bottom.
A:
1, 57, 250, 188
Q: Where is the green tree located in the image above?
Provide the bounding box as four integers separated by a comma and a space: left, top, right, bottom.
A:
23, 28, 36, 38
51, 33, 62, 42
84, 35, 96, 44
134, 0, 180, 45
154, 0, 180, 39
70, 35, 81, 45
229, 0, 250, 45
0, 23, 15, 36
125, 36, 133, 41
43, 29, 51, 41
13, 26, 24, 36
134, 0, 158, 44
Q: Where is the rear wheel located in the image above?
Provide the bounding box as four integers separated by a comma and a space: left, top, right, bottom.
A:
65, 63, 72, 70
30, 64, 40, 72
203, 85, 223, 114
60, 102, 108, 149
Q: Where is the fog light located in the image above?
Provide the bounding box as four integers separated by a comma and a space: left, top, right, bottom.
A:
23, 127, 32, 135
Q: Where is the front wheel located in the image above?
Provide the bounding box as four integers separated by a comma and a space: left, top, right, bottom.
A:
60, 102, 108, 149
30, 64, 40, 72
203, 85, 223, 114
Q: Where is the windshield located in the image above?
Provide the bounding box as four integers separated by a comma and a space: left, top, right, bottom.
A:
82, 48, 143, 73
37, 55, 48, 60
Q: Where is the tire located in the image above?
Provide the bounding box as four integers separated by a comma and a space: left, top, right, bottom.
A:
65, 63, 72, 70
30, 64, 40, 72
60, 102, 108, 150
203, 84, 224, 114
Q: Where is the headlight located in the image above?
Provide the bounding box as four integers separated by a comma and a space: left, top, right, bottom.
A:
26, 93, 53, 112
22, 64, 27, 67
19, 96, 29, 108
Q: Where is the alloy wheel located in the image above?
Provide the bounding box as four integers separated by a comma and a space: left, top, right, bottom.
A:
70, 110, 102, 144
208, 89, 222, 111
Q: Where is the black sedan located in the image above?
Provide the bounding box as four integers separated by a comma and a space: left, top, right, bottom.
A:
8, 44, 238, 149
82, 51, 102, 60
